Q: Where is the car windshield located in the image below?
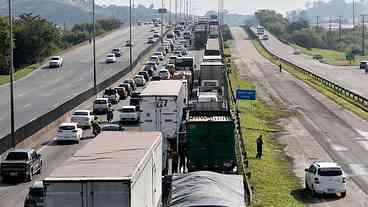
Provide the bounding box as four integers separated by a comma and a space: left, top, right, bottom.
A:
101, 125, 121, 131
112, 49, 119, 52
122, 108, 135, 113
104, 89, 116, 95
59, 126, 75, 130
6, 152, 28, 161
51, 57, 59, 60
94, 100, 107, 104
318, 168, 343, 176
107, 54, 114, 57
29, 188, 44, 197
73, 111, 89, 116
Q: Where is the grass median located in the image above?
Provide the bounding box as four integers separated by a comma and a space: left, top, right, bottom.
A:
0, 64, 39, 85
253, 40, 368, 120
226, 46, 304, 207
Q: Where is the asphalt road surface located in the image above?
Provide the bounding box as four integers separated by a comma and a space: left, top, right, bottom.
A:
258, 28, 368, 98
0, 25, 165, 140
232, 27, 368, 206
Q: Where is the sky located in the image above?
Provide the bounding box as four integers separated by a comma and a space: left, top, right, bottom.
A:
96, 0, 314, 15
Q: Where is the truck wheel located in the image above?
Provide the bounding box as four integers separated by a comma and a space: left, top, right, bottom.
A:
341, 191, 346, 198
305, 180, 310, 191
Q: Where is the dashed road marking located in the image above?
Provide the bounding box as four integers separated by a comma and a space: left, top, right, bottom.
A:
23, 103, 31, 108
357, 141, 368, 151
330, 144, 348, 152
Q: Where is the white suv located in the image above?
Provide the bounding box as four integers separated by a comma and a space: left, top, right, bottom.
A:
119, 106, 139, 123
305, 161, 346, 197
56, 123, 83, 143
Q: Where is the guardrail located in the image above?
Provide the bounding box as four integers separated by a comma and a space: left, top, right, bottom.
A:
0, 29, 170, 154
248, 27, 368, 113
220, 27, 252, 205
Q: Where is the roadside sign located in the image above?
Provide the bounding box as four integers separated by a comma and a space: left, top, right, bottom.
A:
158, 8, 167, 13
236, 89, 256, 100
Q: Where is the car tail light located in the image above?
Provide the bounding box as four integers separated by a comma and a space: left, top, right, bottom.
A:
314, 178, 320, 184
342, 177, 346, 183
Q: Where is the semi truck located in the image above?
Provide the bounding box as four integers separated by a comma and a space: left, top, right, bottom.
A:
140, 80, 188, 172
185, 110, 236, 173
43, 131, 163, 207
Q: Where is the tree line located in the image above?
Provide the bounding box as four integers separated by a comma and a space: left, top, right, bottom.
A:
0, 14, 121, 74
254, 9, 364, 54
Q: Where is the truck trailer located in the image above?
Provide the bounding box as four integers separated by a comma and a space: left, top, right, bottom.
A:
43, 131, 163, 207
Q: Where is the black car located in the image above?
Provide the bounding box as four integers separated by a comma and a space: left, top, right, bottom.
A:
151, 75, 161, 81
143, 65, 154, 76
130, 92, 141, 110
123, 79, 137, 90
118, 83, 133, 96
138, 71, 149, 82
24, 181, 44, 207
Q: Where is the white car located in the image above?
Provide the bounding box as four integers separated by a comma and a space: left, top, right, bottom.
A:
70, 110, 94, 128
159, 69, 171, 80
150, 55, 160, 64
305, 161, 346, 197
134, 75, 146, 87
119, 106, 139, 123
105, 53, 117, 63
103, 88, 120, 104
153, 51, 164, 61
93, 98, 110, 114
56, 123, 83, 143
49, 56, 63, 68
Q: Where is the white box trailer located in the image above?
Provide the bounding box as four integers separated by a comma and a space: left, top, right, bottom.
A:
140, 80, 187, 170
43, 131, 162, 207
200, 61, 225, 87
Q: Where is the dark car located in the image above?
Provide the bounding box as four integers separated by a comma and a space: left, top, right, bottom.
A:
151, 75, 161, 81
143, 65, 154, 76
118, 83, 133, 96
24, 181, 44, 207
123, 79, 137, 90
101, 124, 124, 132
1, 149, 42, 182
130, 92, 141, 110
138, 71, 149, 82
114, 87, 128, 100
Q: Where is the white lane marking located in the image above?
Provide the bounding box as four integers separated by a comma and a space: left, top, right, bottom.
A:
357, 141, 368, 151
23, 103, 31, 108
346, 164, 368, 177
355, 129, 368, 139
330, 144, 348, 152
17, 93, 25, 97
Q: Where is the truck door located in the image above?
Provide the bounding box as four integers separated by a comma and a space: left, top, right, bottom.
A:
44, 182, 84, 207
88, 182, 129, 207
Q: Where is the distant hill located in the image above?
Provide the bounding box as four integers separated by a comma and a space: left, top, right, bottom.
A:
287, 0, 368, 23
0, 0, 163, 27
205, 10, 252, 26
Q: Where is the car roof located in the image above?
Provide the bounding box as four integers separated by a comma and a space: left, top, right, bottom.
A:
31, 181, 44, 188
60, 122, 77, 127
135, 74, 144, 78
313, 161, 341, 168
122, 105, 136, 109
9, 149, 33, 153
74, 110, 90, 113
95, 98, 108, 101
160, 69, 169, 72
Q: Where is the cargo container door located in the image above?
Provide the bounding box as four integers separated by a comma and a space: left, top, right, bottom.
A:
89, 182, 129, 207
44, 182, 85, 207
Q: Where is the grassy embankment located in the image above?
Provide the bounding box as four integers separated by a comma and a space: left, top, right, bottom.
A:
0, 64, 39, 85
292, 44, 368, 66
225, 44, 304, 207
253, 39, 368, 120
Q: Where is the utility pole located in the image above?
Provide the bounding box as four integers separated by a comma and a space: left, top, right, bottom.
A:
316, 16, 320, 29
92, 0, 97, 90
175, 0, 177, 25
161, 0, 164, 47
8, 0, 15, 148
329, 16, 332, 31
169, 0, 172, 25
353, 0, 356, 29
339, 16, 342, 41
362, 15, 367, 56
129, 0, 133, 71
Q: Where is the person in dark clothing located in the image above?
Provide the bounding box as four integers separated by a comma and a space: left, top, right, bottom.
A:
107, 109, 113, 123
279, 64, 282, 73
91, 117, 101, 136
256, 135, 264, 159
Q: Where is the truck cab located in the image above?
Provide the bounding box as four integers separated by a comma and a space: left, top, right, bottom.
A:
24, 181, 44, 207
1, 149, 42, 182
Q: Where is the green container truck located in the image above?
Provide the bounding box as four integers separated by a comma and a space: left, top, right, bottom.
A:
185, 110, 236, 173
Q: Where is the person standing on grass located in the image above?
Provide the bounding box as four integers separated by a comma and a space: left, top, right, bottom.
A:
279, 64, 282, 73
256, 135, 264, 159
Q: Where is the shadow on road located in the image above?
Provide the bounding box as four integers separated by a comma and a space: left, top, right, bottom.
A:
291, 188, 342, 204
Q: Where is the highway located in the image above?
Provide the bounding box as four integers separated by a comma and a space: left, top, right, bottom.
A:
231, 27, 368, 206
0, 25, 161, 141
259, 29, 368, 98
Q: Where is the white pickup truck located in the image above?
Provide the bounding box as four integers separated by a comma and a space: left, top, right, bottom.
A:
71, 110, 95, 129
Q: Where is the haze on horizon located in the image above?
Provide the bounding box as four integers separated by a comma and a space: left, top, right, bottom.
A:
96, 0, 322, 15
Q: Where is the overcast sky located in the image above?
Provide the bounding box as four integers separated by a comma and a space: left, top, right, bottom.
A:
96, 0, 314, 15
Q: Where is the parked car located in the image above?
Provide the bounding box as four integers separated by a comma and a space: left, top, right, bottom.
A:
123, 79, 137, 90
93, 98, 110, 114
70, 110, 94, 129
138, 71, 150, 82
305, 161, 346, 197
143, 65, 154, 76
153, 51, 164, 60
360, 60, 368, 69
151, 75, 161, 81
103, 88, 120, 104
119, 105, 139, 123
56, 123, 83, 143
159, 68, 171, 80
134, 75, 146, 87
100, 124, 124, 132
150, 55, 160, 64
105, 53, 117, 63
1, 149, 42, 182
112, 48, 122, 57
118, 83, 133, 96
115, 87, 128, 100
146, 61, 159, 70
49, 56, 63, 68
24, 181, 44, 207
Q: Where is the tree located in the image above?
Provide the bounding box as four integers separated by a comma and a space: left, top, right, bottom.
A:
0, 16, 10, 73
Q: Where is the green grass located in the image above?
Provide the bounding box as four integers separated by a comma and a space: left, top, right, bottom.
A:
254, 40, 368, 120
0, 64, 39, 85
292, 44, 368, 66
226, 45, 304, 207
